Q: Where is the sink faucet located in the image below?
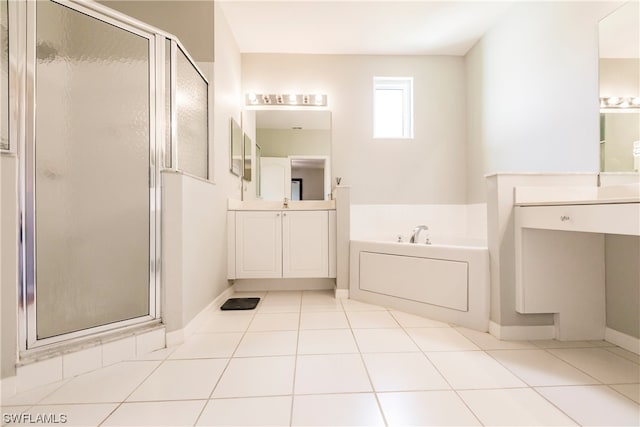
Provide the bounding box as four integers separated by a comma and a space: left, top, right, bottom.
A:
283, 197, 289, 208
410, 225, 429, 244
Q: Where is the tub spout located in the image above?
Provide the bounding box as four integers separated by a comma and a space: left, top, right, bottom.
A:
410, 225, 429, 244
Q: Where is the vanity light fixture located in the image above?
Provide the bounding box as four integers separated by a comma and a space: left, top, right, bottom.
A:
245, 93, 327, 107
600, 96, 640, 109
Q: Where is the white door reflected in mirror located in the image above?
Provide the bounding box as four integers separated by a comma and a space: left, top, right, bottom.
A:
259, 156, 330, 201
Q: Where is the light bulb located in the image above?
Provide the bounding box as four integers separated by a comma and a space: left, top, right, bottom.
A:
606, 97, 621, 106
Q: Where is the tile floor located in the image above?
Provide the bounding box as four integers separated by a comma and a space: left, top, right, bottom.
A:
2, 290, 639, 426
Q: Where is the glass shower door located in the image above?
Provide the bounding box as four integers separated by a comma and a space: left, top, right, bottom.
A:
28, 0, 155, 343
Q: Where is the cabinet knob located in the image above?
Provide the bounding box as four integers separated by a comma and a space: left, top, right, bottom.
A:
560, 215, 570, 221
276, 213, 280, 217
283, 213, 287, 217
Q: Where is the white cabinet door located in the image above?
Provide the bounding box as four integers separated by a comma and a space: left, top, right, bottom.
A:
236, 211, 282, 278
283, 210, 329, 278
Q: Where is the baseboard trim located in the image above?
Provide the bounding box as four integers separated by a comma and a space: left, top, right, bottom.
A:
489, 321, 555, 341
234, 278, 335, 292
165, 286, 235, 347
334, 288, 349, 299
605, 327, 640, 355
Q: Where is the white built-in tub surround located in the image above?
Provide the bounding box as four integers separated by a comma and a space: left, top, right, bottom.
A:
514, 183, 640, 351
349, 204, 490, 332
350, 204, 487, 244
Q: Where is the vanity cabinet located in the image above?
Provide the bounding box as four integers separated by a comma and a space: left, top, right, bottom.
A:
230, 209, 335, 279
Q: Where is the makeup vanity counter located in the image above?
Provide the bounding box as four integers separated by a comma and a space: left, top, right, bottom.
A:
513, 184, 639, 341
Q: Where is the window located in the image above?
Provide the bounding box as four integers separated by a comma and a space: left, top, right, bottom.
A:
175, 45, 209, 179
373, 77, 413, 139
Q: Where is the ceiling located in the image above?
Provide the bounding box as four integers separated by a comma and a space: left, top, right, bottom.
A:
599, 2, 640, 58
220, 1, 513, 55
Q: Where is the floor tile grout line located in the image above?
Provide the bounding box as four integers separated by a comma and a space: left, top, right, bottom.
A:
343, 301, 390, 427
538, 347, 612, 385
192, 294, 260, 427
392, 311, 485, 426
603, 383, 640, 405
96, 358, 167, 427
602, 346, 640, 364
1, 377, 71, 408
481, 346, 588, 426
288, 291, 304, 427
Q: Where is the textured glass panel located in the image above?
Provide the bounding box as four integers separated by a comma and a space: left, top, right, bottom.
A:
35, 1, 150, 339
176, 47, 207, 178
165, 39, 171, 168
1, 0, 8, 150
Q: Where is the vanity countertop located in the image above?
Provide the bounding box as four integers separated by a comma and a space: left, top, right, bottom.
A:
228, 199, 336, 211
514, 183, 639, 206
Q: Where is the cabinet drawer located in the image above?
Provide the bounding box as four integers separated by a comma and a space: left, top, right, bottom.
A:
516, 203, 639, 235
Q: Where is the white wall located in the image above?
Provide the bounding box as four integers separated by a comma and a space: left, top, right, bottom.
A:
166, 2, 243, 329
465, 2, 619, 203
162, 172, 227, 332
605, 235, 640, 339
242, 54, 467, 205
350, 204, 487, 244
600, 59, 639, 97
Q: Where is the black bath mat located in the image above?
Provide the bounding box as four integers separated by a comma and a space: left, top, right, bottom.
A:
220, 297, 260, 311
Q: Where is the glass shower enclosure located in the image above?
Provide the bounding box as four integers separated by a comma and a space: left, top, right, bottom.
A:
7, 0, 209, 350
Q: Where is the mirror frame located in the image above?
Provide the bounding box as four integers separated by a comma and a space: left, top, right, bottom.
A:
243, 132, 252, 181
229, 117, 242, 176
255, 143, 262, 197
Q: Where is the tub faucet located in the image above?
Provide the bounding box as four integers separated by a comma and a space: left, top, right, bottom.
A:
410, 225, 429, 244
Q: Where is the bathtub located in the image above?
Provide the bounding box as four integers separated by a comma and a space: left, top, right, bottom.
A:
349, 239, 490, 331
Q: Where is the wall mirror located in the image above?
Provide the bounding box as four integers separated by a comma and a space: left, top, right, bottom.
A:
599, 2, 640, 172
243, 133, 252, 181
230, 118, 242, 176
255, 110, 331, 201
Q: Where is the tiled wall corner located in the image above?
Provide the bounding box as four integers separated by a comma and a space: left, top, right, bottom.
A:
62, 346, 102, 378
102, 336, 136, 367
16, 356, 62, 392
136, 329, 165, 356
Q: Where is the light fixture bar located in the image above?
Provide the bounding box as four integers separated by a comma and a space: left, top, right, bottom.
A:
246, 93, 327, 107
600, 96, 640, 109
